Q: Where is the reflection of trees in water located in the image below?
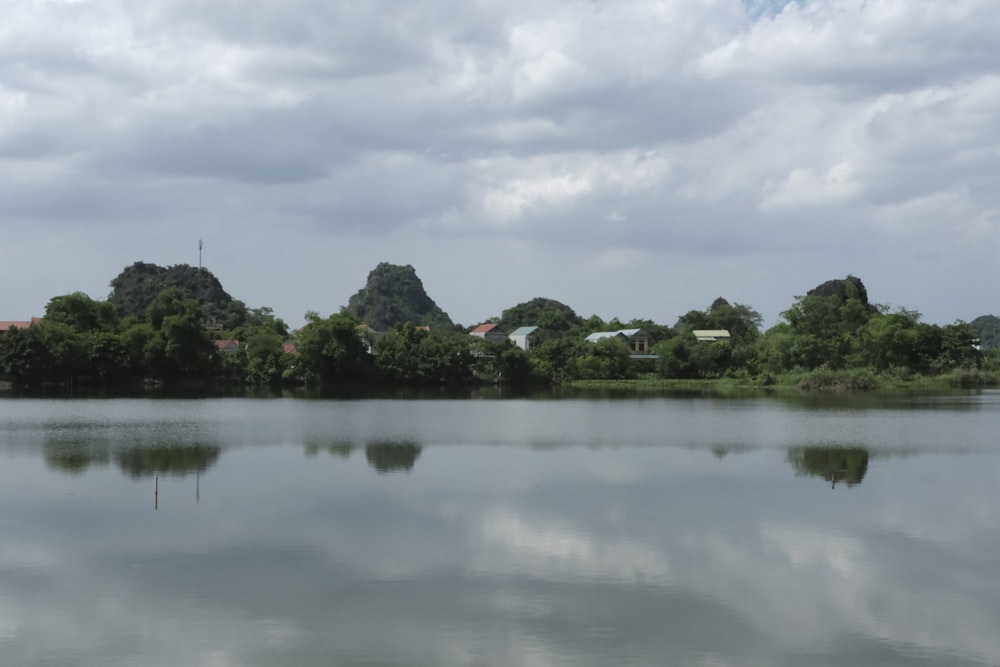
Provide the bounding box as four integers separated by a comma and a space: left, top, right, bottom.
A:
365, 441, 421, 474
44, 440, 112, 475
787, 446, 869, 488
44, 440, 221, 478
114, 444, 221, 479
304, 442, 354, 458
303, 440, 422, 474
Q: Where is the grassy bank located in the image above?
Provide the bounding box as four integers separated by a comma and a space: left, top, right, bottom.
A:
567, 369, 1000, 394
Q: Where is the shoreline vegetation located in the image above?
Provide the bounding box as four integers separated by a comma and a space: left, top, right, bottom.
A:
569, 368, 1000, 394
3, 369, 998, 400
2, 263, 999, 394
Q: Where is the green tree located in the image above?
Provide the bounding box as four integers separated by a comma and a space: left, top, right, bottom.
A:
570, 337, 633, 380
0, 324, 47, 387
936, 322, 982, 371
34, 321, 85, 385
134, 289, 218, 381
375, 324, 474, 384
655, 333, 731, 379
779, 284, 874, 370
854, 309, 921, 371
655, 334, 697, 379
45, 292, 118, 333
295, 311, 374, 385
82, 331, 132, 384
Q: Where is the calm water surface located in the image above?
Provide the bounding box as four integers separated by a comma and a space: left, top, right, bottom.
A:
2, 392, 1000, 666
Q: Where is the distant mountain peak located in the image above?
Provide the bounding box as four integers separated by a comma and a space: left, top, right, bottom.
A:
108, 262, 237, 320
344, 263, 453, 330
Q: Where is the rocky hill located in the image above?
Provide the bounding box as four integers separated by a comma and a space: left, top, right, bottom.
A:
807, 275, 872, 306
969, 314, 1000, 350
345, 263, 454, 330
108, 262, 246, 325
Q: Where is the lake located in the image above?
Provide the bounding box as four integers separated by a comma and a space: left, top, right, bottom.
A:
2, 391, 1000, 666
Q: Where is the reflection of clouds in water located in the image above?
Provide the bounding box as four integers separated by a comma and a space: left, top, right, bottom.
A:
465, 492, 1000, 665
4, 397, 1000, 666
674, 522, 1000, 665
763, 524, 862, 576
0, 608, 16, 642
867, 457, 1000, 551
0, 592, 246, 666
0, 543, 65, 572
476, 508, 671, 584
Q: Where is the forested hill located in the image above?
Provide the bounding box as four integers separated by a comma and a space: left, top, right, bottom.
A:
108, 262, 245, 326
970, 315, 1000, 350
344, 263, 454, 330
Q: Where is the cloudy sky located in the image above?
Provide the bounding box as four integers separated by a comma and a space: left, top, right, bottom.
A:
2, 0, 998, 329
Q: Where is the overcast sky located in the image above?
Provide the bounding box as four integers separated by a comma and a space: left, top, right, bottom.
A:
2, 0, 998, 329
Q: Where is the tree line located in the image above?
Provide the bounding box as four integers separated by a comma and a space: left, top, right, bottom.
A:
1, 274, 995, 390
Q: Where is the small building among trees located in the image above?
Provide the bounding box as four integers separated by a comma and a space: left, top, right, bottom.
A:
585, 328, 651, 354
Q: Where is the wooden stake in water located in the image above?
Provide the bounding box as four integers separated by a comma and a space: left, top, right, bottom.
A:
155, 475, 159, 511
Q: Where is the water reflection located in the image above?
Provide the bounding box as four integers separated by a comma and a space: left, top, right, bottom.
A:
43, 439, 110, 474
787, 446, 870, 488
304, 442, 354, 458
366, 441, 422, 473
115, 444, 221, 479
4, 396, 1000, 666
43, 438, 221, 478
303, 440, 424, 474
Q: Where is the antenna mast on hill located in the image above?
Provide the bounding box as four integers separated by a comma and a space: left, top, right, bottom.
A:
198, 239, 203, 270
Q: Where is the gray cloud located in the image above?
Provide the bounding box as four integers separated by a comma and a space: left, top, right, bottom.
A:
1, 0, 998, 326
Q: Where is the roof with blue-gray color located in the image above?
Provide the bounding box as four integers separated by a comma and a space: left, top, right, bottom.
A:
509, 326, 539, 336
585, 328, 645, 342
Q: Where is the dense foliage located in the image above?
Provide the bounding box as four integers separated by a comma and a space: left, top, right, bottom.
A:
2, 265, 997, 392
109, 262, 248, 327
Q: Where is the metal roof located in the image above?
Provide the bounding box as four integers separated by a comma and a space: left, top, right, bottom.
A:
585, 331, 624, 342
693, 329, 731, 340
508, 326, 538, 336
585, 328, 645, 342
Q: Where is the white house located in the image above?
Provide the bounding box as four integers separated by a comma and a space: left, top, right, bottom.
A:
508, 326, 539, 351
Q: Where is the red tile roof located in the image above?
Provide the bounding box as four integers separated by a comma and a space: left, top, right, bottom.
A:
0, 318, 39, 331
471, 323, 498, 334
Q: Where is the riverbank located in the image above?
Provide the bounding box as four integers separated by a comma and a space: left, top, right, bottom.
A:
567, 368, 1000, 394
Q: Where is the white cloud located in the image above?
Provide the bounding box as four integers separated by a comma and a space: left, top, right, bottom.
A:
2, 0, 999, 326
759, 160, 860, 210
477, 508, 672, 583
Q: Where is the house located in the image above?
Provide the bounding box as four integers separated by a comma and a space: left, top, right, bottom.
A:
693, 330, 731, 342
203, 316, 224, 332
508, 326, 539, 351
356, 324, 384, 354
469, 323, 508, 343
585, 328, 650, 354
213, 339, 241, 354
